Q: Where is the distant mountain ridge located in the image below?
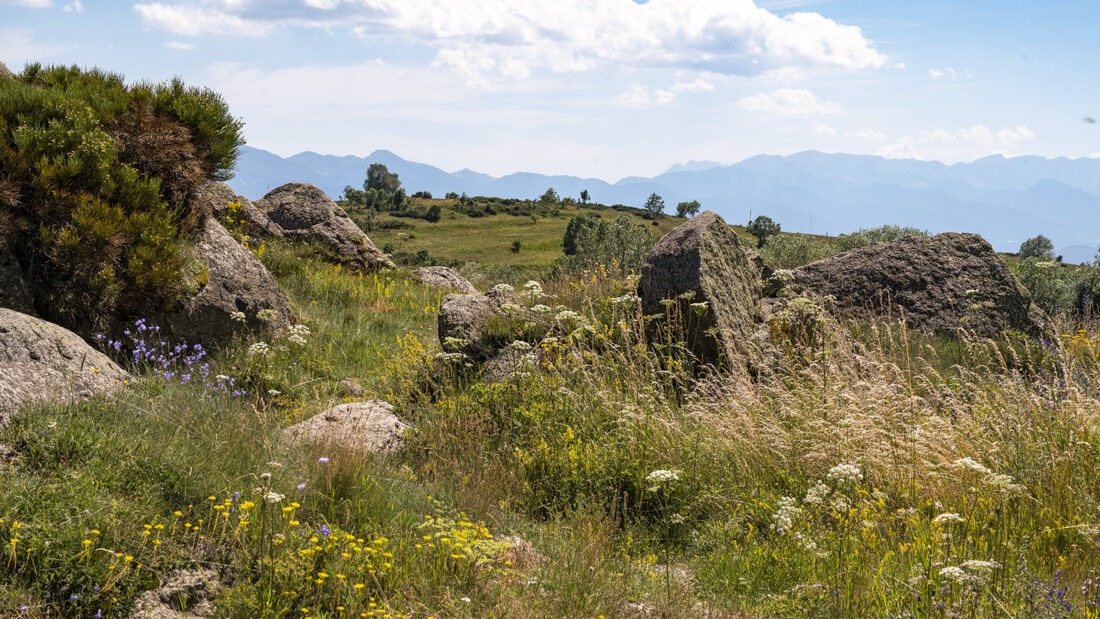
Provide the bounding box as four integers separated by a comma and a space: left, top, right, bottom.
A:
229, 146, 1100, 264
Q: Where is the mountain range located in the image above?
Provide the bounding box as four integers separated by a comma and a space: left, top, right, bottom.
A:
228, 145, 1100, 264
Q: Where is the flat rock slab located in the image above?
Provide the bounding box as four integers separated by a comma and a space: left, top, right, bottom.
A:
637, 211, 762, 366
789, 232, 1051, 338
412, 266, 477, 294
130, 568, 220, 618
285, 401, 409, 453
0, 308, 130, 418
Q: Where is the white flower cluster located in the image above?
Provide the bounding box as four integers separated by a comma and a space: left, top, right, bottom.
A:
932, 512, 965, 525
827, 463, 863, 485
523, 280, 546, 301
285, 324, 310, 346
491, 283, 515, 294
803, 481, 830, 506
530, 304, 552, 314
951, 457, 992, 475
689, 301, 709, 314
264, 491, 286, 504
771, 496, 802, 533
939, 560, 1001, 585
555, 310, 582, 323
434, 352, 467, 363
508, 340, 533, 352
950, 457, 1026, 496
443, 337, 468, 351
611, 292, 639, 305
230, 310, 247, 324
645, 469, 680, 492
248, 342, 270, 356
938, 566, 970, 584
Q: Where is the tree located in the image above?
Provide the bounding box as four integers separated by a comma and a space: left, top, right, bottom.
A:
563, 213, 600, 255
747, 215, 781, 248
580, 189, 590, 205
362, 163, 404, 211
1019, 235, 1055, 260
539, 187, 560, 204
676, 200, 701, 218
643, 193, 665, 219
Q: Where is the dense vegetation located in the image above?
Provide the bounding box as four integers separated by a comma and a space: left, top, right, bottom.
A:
0, 64, 243, 334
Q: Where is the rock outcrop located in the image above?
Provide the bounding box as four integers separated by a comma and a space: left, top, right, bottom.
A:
169, 218, 293, 344
0, 61, 13, 78
0, 240, 33, 313
285, 401, 408, 454
787, 232, 1051, 338
130, 568, 220, 619
437, 288, 516, 361
0, 308, 130, 418
199, 182, 283, 239
255, 183, 393, 271
412, 266, 477, 294
637, 211, 762, 366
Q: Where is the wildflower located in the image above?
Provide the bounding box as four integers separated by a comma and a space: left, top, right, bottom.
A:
803, 481, 830, 505
508, 340, 533, 352
286, 334, 307, 346
645, 469, 680, 487
522, 280, 545, 301
771, 496, 801, 533
434, 352, 467, 363
939, 566, 970, 583
530, 304, 552, 314
932, 512, 965, 525
318, 457, 329, 464
229, 310, 247, 324
442, 336, 468, 351
826, 463, 863, 485
264, 491, 286, 504
555, 310, 582, 323
951, 457, 992, 476
611, 292, 639, 305
248, 342, 270, 357
960, 559, 1002, 573
267, 389, 281, 396
256, 309, 278, 322
689, 301, 709, 314
491, 283, 515, 294
297, 482, 307, 491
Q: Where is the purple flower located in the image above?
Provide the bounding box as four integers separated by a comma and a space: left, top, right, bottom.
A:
297, 482, 307, 491
318, 457, 329, 464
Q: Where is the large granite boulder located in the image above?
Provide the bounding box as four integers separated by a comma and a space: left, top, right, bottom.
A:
787, 232, 1051, 338
0, 61, 13, 78
284, 401, 408, 454
255, 183, 393, 271
169, 218, 293, 344
412, 266, 476, 294
198, 182, 283, 239
0, 308, 130, 418
437, 288, 516, 361
0, 239, 33, 313
637, 211, 762, 366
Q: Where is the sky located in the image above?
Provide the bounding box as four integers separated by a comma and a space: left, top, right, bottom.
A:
2, 0, 1100, 181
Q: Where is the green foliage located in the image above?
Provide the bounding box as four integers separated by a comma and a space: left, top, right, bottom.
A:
580, 189, 590, 204
360, 163, 405, 211
643, 192, 665, 219
675, 199, 701, 218
834, 224, 927, 252
539, 187, 560, 204
562, 213, 600, 256
758, 232, 837, 269
0, 63, 243, 333
1019, 234, 1055, 260
511, 239, 522, 253
554, 215, 655, 276
425, 203, 443, 223
746, 215, 781, 248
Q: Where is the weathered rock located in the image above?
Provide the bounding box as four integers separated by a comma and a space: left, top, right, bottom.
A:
788, 232, 1051, 338
337, 378, 365, 397
0, 61, 13, 78
256, 183, 393, 271
0, 239, 33, 313
198, 182, 283, 239
412, 266, 477, 294
130, 568, 220, 618
169, 218, 293, 344
637, 211, 762, 366
0, 308, 130, 419
284, 401, 408, 453
437, 288, 516, 361
482, 346, 538, 382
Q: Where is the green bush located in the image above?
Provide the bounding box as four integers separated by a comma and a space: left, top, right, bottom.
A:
834, 224, 927, 252
0, 64, 243, 334
553, 215, 654, 277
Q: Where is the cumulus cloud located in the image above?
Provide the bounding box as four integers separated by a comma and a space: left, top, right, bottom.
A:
615, 85, 677, 108
63, 0, 82, 12
0, 0, 52, 7
165, 40, 194, 50
133, 0, 886, 82
878, 124, 1037, 160
851, 129, 885, 141
928, 67, 972, 80
736, 88, 839, 115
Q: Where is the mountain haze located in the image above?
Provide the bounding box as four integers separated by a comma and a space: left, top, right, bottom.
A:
230, 146, 1100, 264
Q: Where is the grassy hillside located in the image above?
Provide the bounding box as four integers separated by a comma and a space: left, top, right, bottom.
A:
4, 209, 1100, 617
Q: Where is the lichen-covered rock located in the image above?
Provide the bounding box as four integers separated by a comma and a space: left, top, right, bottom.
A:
285, 401, 408, 453
256, 183, 393, 271
198, 181, 283, 239
437, 288, 516, 361
0, 61, 13, 78
169, 218, 292, 344
130, 568, 220, 618
412, 266, 477, 294
0, 308, 130, 418
788, 232, 1051, 338
0, 239, 33, 313
637, 211, 762, 366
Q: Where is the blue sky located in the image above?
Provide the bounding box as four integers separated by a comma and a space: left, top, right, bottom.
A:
2, 0, 1099, 180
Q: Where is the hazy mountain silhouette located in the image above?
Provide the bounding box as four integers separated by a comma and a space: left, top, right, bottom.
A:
230, 146, 1100, 263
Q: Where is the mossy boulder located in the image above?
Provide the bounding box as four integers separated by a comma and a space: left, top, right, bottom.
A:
787, 232, 1051, 338
637, 211, 763, 367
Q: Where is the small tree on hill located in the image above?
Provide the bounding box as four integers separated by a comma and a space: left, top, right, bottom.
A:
580, 189, 590, 205
747, 215, 780, 248
676, 200, 701, 218
643, 193, 665, 219
1019, 235, 1055, 260
563, 213, 600, 256
363, 163, 404, 211
540, 187, 560, 204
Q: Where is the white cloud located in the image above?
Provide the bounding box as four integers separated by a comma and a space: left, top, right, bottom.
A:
928, 67, 972, 80
921, 128, 956, 143
813, 122, 838, 137
63, 0, 81, 12
851, 129, 885, 141
878, 136, 920, 159
0, 0, 52, 7
878, 123, 1037, 161
133, 0, 886, 83
0, 28, 66, 64
670, 77, 715, 93
996, 124, 1036, 144
166, 40, 194, 50
736, 88, 839, 115
615, 84, 677, 108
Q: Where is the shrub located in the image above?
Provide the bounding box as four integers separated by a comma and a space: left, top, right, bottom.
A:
834, 225, 926, 252
0, 64, 243, 334
553, 215, 654, 277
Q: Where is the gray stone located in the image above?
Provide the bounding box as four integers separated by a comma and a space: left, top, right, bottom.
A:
0, 239, 33, 313
412, 266, 477, 294
169, 218, 293, 345
256, 183, 393, 271
198, 182, 283, 239
130, 568, 220, 618
284, 401, 408, 453
637, 211, 762, 366
788, 232, 1051, 338
0, 61, 12, 79
437, 288, 516, 361
0, 308, 130, 419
